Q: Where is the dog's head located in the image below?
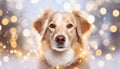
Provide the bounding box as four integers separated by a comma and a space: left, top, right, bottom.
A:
34, 9, 91, 52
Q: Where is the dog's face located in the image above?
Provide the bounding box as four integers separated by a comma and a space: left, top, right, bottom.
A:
46, 12, 77, 51
34, 9, 91, 52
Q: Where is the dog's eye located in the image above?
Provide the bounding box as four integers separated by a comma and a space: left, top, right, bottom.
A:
66, 24, 73, 29
49, 24, 56, 28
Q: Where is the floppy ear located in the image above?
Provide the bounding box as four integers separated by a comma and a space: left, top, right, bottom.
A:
72, 11, 91, 37
33, 9, 53, 36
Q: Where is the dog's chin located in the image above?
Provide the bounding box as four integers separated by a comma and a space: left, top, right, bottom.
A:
51, 46, 69, 52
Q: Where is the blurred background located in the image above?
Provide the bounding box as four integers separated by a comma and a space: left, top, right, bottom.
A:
0, 0, 120, 69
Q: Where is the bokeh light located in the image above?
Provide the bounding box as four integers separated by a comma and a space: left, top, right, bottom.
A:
113, 9, 119, 17
23, 29, 30, 37
96, 49, 102, 56
0, 9, 3, 16
0, 0, 120, 69
110, 25, 117, 33
3, 45, 6, 49
90, 41, 98, 50
98, 60, 104, 68
99, 30, 104, 35
103, 39, 109, 46
110, 45, 116, 51
100, 7, 107, 15
87, 15, 95, 23
10, 50, 14, 54
9, 27, 17, 34
10, 16, 18, 23
10, 40, 17, 48
3, 56, 9, 62
2, 18, 9, 26
16, 50, 22, 57
105, 53, 112, 61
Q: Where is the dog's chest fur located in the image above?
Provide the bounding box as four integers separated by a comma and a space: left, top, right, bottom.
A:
44, 49, 75, 67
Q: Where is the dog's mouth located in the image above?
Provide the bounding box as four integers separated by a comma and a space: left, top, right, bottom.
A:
57, 43, 65, 48
51, 44, 69, 52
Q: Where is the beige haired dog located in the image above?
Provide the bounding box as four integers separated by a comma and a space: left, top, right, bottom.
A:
33, 9, 92, 69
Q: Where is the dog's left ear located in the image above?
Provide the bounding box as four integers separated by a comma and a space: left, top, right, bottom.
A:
71, 11, 92, 37
33, 9, 53, 37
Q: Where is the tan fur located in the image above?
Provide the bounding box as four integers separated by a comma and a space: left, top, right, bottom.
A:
33, 9, 92, 69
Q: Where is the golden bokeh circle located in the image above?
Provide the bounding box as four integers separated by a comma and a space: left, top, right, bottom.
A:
100, 7, 107, 15
110, 25, 117, 33
113, 10, 119, 17
2, 18, 9, 25
10, 16, 18, 23
96, 49, 102, 56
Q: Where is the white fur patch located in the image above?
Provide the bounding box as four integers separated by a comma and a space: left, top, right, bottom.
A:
44, 49, 75, 67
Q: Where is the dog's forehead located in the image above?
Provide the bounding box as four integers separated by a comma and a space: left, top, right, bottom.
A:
49, 12, 75, 23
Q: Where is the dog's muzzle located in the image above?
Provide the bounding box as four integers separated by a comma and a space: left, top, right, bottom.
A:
55, 35, 66, 48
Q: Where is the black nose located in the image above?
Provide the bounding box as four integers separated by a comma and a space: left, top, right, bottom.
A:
55, 35, 66, 45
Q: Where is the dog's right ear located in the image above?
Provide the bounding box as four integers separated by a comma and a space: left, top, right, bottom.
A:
33, 9, 53, 36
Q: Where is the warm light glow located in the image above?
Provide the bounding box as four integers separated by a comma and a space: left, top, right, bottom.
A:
27, 52, 31, 56
110, 45, 116, 51
16, 50, 22, 57
13, 50, 17, 53
3, 45, 6, 49
64, 2, 71, 11
74, 67, 79, 69
10, 40, 17, 48
105, 53, 112, 61
98, 60, 104, 68
103, 39, 109, 46
99, 30, 104, 35
3, 56, 9, 62
56, 66, 60, 69
110, 25, 117, 33
113, 10, 119, 17
100, 7, 107, 15
10, 16, 18, 23
0, 9, 3, 16
0, 25, 2, 31
87, 15, 95, 23
10, 50, 14, 54
2, 18, 9, 25
24, 56, 28, 60
96, 49, 102, 56
90, 41, 98, 50
23, 29, 30, 37
9, 27, 17, 34
91, 55, 95, 60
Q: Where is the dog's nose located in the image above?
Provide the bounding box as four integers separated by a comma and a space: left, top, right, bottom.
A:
55, 35, 66, 45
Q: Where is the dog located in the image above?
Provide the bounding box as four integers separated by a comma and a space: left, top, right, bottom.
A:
33, 9, 92, 69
